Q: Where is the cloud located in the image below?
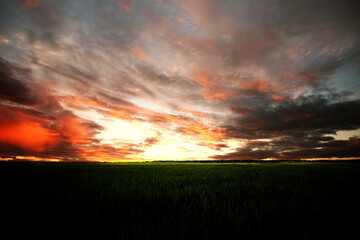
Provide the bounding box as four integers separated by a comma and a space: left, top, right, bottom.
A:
191, 69, 230, 102
119, 0, 133, 13
25, 0, 40, 8
132, 45, 153, 62
211, 93, 360, 160
198, 142, 228, 151
144, 137, 159, 147
0, 100, 105, 158
0, 60, 38, 105
0, 106, 60, 152
212, 149, 276, 161
223, 94, 360, 139
0, 59, 107, 159
211, 136, 360, 161
0, 0, 359, 161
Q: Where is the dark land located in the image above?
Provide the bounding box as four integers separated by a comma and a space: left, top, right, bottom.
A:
1, 161, 360, 239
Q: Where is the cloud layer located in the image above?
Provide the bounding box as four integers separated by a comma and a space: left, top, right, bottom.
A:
0, 0, 359, 161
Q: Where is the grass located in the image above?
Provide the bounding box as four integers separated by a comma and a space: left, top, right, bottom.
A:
1, 161, 360, 239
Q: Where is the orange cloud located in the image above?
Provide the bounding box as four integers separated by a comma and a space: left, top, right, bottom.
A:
119, 0, 133, 13
271, 94, 286, 101
192, 69, 230, 102
0, 95, 105, 157
178, 124, 223, 142
76, 142, 145, 162
25, 0, 40, 7
177, 17, 186, 23
0, 110, 60, 152
132, 45, 153, 62
0, 122, 59, 152
148, 112, 223, 142
56, 114, 95, 145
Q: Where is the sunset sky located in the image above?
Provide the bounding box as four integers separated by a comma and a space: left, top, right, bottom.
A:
0, 0, 359, 161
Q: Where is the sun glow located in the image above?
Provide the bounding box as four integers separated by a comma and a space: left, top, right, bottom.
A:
97, 118, 155, 144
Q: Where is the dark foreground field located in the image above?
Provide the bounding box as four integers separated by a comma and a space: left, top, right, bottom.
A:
1, 161, 360, 239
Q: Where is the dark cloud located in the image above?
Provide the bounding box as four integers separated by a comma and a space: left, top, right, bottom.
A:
198, 142, 228, 151
34, 60, 94, 86
144, 137, 159, 147
279, 0, 360, 36
212, 92, 360, 160
0, 0, 68, 47
212, 149, 276, 161
212, 136, 360, 161
279, 138, 360, 159
223, 94, 360, 139
0, 58, 38, 105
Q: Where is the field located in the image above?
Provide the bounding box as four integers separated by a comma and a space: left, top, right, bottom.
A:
1, 161, 360, 239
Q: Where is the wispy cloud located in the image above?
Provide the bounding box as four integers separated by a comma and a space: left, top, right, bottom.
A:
0, 0, 359, 161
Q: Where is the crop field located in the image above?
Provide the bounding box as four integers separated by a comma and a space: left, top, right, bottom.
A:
1, 161, 360, 239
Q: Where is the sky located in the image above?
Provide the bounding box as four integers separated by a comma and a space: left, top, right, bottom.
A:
0, 0, 359, 161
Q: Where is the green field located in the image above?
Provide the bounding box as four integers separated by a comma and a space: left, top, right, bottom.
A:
1, 161, 360, 239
